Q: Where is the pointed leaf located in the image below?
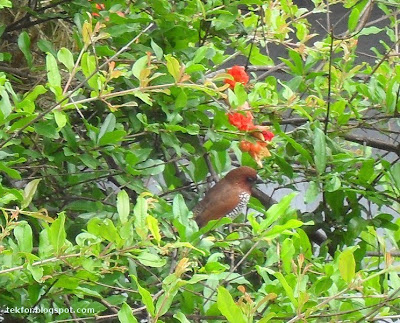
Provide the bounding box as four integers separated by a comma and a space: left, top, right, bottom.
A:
165, 55, 180, 82
57, 47, 74, 72
217, 286, 247, 323
339, 249, 356, 284
49, 212, 66, 254
14, 221, 33, 253
117, 190, 130, 224
131, 275, 155, 316
314, 127, 327, 174
22, 179, 41, 209
118, 303, 138, 323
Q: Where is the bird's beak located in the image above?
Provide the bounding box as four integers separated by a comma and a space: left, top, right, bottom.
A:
255, 175, 264, 184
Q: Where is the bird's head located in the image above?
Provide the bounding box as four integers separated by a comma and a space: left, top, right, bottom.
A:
225, 166, 259, 188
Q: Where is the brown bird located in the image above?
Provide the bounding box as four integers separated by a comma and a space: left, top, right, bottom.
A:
193, 166, 258, 227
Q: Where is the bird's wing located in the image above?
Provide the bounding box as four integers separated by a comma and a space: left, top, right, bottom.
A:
193, 179, 240, 226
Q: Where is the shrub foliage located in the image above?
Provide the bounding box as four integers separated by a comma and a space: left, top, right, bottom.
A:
0, 0, 399, 322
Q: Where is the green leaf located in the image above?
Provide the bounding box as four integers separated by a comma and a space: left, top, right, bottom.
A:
0, 162, 21, 179
314, 127, 326, 174
134, 196, 148, 239
280, 132, 313, 164
262, 219, 306, 239
358, 26, 382, 36
250, 51, 274, 66
81, 53, 99, 90
391, 163, 400, 190
305, 181, 320, 204
0, 0, 12, 9
117, 190, 130, 225
118, 303, 138, 323
136, 159, 165, 175
0, 88, 12, 119
37, 39, 57, 56
57, 47, 74, 72
192, 46, 208, 64
98, 113, 116, 143
46, 53, 61, 89
132, 90, 152, 106
132, 56, 148, 80
34, 120, 59, 139
165, 54, 181, 82
98, 130, 126, 146
259, 192, 297, 231
151, 39, 163, 60
131, 275, 155, 316
174, 312, 190, 323
175, 89, 187, 109
22, 179, 41, 209
49, 212, 66, 254
217, 286, 247, 323
325, 174, 341, 192
155, 276, 180, 316
87, 218, 122, 245
358, 159, 375, 184
273, 272, 298, 306
75, 287, 102, 298
18, 31, 33, 67
16, 85, 47, 113
348, 8, 360, 32
234, 83, 247, 107
136, 252, 166, 268
54, 110, 67, 130
338, 248, 356, 284
173, 194, 190, 226
27, 263, 43, 282
281, 238, 295, 273
14, 221, 33, 253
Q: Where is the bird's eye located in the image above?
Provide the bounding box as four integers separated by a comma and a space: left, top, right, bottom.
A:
247, 176, 256, 182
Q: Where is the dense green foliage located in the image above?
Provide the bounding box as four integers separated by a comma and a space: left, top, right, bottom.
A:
0, 0, 399, 322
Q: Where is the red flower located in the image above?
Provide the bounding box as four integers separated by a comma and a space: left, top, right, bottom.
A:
261, 130, 274, 142
95, 3, 105, 10
224, 65, 249, 89
228, 111, 255, 131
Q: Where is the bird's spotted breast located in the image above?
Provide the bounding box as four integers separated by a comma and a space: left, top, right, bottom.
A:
226, 191, 250, 218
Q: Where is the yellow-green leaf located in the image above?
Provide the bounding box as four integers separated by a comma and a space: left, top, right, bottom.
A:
339, 249, 356, 284
146, 215, 161, 244
165, 55, 180, 82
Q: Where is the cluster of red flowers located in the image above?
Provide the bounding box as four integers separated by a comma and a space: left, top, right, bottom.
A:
224, 67, 274, 167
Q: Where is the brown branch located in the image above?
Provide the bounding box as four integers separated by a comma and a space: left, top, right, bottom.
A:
366, 251, 400, 257
343, 133, 400, 155
251, 187, 277, 209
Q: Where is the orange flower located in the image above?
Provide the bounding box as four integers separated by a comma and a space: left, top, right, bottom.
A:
227, 111, 256, 131
239, 140, 271, 167
96, 3, 105, 10
224, 65, 249, 89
